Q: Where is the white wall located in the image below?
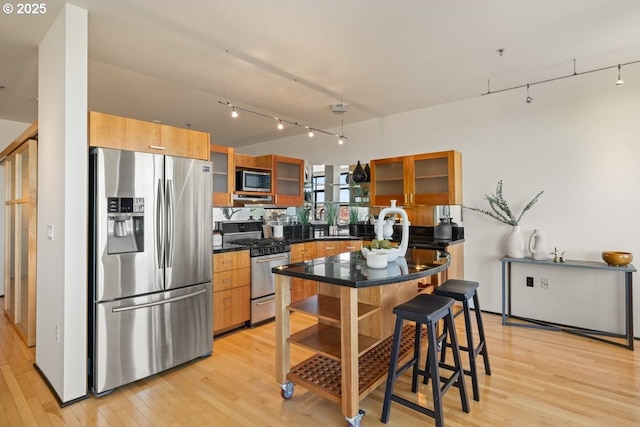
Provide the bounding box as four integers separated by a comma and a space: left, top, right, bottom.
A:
0, 119, 31, 296
36, 4, 88, 403
241, 68, 640, 335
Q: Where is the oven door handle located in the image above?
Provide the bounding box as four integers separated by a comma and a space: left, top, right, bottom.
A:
254, 255, 290, 263
256, 298, 276, 306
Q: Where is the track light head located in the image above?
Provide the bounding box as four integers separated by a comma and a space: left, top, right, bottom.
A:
308, 129, 314, 138
231, 107, 238, 118
616, 64, 624, 86
277, 120, 284, 130
525, 84, 533, 104
338, 136, 344, 145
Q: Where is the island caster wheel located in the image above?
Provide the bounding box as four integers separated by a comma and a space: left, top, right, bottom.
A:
280, 382, 294, 399
345, 409, 365, 427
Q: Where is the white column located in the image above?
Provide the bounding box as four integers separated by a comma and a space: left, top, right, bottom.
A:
36, 3, 88, 403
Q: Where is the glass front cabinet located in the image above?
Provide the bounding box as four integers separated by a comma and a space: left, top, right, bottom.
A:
210, 144, 235, 207
371, 150, 462, 206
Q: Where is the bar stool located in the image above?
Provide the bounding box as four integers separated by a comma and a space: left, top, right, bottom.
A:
430, 279, 491, 401
381, 294, 469, 426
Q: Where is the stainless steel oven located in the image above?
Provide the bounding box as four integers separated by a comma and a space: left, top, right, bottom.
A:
250, 251, 290, 325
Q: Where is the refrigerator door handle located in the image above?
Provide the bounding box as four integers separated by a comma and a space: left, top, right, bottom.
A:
166, 179, 175, 267
111, 288, 207, 313
156, 178, 165, 268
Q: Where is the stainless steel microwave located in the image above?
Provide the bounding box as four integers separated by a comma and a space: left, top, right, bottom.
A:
236, 170, 271, 192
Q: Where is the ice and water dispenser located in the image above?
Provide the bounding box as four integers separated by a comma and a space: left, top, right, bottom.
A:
107, 197, 145, 254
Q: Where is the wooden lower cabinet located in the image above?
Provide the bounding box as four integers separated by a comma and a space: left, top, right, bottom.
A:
213, 250, 250, 335
290, 242, 317, 303
213, 286, 250, 334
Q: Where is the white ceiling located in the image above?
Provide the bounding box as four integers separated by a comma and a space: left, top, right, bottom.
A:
2, 0, 640, 148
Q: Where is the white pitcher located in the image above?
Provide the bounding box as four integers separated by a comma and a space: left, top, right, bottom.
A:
528, 229, 548, 260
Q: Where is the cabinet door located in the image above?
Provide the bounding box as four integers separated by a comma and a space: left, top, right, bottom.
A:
273, 155, 304, 207
160, 124, 210, 160
411, 150, 462, 205
210, 144, 235, 207
371, 156, 410, 206
89, 111, 163, 153
213, 285, 250, 333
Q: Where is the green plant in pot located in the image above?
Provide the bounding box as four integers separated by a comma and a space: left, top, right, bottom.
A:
349, 207, 359, 224
298, 207, 310, 225
324, 202, 339, 235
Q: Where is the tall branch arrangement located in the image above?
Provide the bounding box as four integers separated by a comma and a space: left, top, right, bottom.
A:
464, 180, 543, 226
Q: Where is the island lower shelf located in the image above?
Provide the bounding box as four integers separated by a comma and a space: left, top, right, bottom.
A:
286, 324, 421, 404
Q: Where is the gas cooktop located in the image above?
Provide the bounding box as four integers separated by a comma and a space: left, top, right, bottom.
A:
230, 237, 291, 257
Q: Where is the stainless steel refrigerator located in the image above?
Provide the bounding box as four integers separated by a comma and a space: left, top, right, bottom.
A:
89, 147, 213, 395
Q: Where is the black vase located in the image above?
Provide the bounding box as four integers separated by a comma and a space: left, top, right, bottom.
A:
352, 161, 366, 183
363, 163, 371, 182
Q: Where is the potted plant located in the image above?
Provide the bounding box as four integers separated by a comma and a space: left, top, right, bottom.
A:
464, 180, 543, 258
325, 202, 339, 236
349, 207, 360, 236
298, 206, 312, 239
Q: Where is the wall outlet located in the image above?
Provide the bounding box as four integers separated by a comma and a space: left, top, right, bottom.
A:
526, 276, 534, 287
55, 324, 60, 343
541, 278, 550, 289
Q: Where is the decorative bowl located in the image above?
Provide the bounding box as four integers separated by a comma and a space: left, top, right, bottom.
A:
361, 246, 399, 262
366, 251, 388, 269
601, 251, 633, 266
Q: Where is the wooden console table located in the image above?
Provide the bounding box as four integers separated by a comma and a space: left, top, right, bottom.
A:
273, 251, 450, 427
501, 256, 636, 350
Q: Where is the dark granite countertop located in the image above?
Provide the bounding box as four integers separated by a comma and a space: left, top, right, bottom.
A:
212, 243, 250, 254
272, 251, 450, 288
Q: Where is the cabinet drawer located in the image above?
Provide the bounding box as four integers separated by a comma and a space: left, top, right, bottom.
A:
291, 242, 317, 261
213, 250, 249, 272
340, 240, 363, 253
213, 267, 250, 292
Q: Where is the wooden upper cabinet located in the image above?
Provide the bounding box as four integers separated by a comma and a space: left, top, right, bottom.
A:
410, 151, 462, 205
159, 124, 209, 160
272, 155, 304, 207
370, 156, 407, 207
89, 111, 209, 160
371, 150, 462, 206
210, 144, 235, 207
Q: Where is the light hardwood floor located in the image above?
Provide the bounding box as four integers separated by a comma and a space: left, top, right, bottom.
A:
1, 300, 640, 426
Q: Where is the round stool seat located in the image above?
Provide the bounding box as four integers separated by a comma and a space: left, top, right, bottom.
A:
434, 279, 479, 300
393, 294, 454, 324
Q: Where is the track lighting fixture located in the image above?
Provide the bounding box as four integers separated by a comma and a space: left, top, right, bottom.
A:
616, 64, 624, 86
482, 58, 639, 99
218, 101, 348, 142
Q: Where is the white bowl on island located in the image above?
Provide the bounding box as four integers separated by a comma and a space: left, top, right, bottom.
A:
361, 246, 400, 263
